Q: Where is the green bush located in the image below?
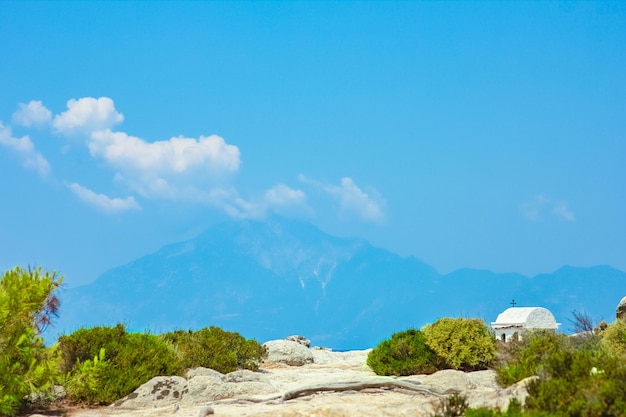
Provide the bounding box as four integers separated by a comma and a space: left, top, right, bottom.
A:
493, 329, 626, 416
495, 330, 569, 386
0, 267, 62, 416
367, 329, 438, 376
524, 348, 626, 416
59, 324, 182, 404
600, 320, 626, 358
162, 326, 266, 373
423, 317, 497, 371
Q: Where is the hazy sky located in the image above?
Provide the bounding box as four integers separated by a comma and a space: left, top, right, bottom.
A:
1, 1, 625, 286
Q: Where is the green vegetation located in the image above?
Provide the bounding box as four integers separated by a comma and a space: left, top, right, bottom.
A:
58, 324, 266, 405
0, 267, 62, 416
162, 327, 267, 373
58, 324, 182, 404
366, 329, 438, 376
370, 317, 626, 417
368, 318, 496, 376
491, 324, 626, 417
495, 330, 569, 386
0, 265, 266, 415
423, 317, 497, 371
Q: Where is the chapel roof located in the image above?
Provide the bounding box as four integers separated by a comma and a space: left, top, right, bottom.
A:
491, 307, 560, 329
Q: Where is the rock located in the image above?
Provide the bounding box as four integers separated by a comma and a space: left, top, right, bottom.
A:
180, 370, 278, 405
185, 367, 223, 380
198, 405, 214, 416
467, 370, 500, 389
617, 296, 626, 321
285, 335, 311, 347
180, 375, 230, 404
420, 369, 476, 391
112, 376, 187, 408
221, 369, 278, 397
263, 339, 314, 366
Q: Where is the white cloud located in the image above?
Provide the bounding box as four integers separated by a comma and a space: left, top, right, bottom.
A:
12, 100, 52, 127
299, 175, 386, 223
521, 195, 575, 222
89, 130, 240, 174
53, 97, 123, 136
90, 129, 240, 199
67, 182, 141, 213
0, 122, 51, 177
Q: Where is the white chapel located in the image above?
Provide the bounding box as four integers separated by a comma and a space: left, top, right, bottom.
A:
491, 307, 560, 342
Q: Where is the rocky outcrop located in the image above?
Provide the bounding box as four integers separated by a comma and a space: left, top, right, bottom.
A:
263, 339, 314, 366
112, 369, 278, 409
617, 296, 626, 321
113, 376, 186, 408
285, 335, 311, 348
73, 345, 535, 417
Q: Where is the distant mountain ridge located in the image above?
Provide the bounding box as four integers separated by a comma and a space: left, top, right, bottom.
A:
51, 218, 626, 349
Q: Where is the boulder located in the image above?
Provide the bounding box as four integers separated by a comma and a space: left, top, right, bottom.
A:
420, 369, 476, 391
285, 335, 311, 347
112, 376, 186, 408
617, 296, 626, 321
221, 370, 278, 398
180, 375, 231, 404
185, 367, 224, 380
263, 339, 314, 366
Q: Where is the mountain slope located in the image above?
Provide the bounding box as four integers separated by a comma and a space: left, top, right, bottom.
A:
51, 218, 626, 349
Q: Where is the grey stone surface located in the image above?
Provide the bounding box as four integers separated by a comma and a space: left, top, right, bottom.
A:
263, 339, 314, 366
112, 376, 187, 409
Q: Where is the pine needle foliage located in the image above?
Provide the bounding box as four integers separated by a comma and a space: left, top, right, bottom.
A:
0, 266, 62, 416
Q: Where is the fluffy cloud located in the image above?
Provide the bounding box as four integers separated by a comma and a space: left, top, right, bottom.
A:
45, 96, 242, 202
0, 122, 51, 177
12, 100, 52, 127
67, 182, 141, 213
89, 130, 240, 174
90, 130, 240, 199
53, 97, 123, 136
521, 195, 575, 222
299, 175, 386, 223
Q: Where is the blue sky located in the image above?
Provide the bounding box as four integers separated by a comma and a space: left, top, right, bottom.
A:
1, 1, 625, 287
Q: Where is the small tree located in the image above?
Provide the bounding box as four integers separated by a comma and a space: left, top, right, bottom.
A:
0, 266, 62, 416
423, 317, 497, 371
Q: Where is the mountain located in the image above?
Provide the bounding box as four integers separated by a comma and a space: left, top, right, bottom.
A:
50, 218, 626, 349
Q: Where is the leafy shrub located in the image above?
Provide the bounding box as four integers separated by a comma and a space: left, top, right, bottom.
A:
495, 330, 569, 386
494, 329, 626, 416
423, 317, 497, 371
0, 267, 62, 416
64, 348, 108, 404
162, 326, 266, 373
600, 320, 626, 358
524, 348, 626, 416
367, 329, 438, 376
59, 324, 181, 404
